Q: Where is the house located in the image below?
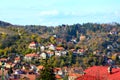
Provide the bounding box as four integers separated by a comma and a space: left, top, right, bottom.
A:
40, 46, 45, 52
40, 52, 47, 59
14, 57, 20, 63
68, 73, 81, 80
28, 42, 38, 49
54, 68, 63, 76
55, 51, 62, 56
24, 53, 39, 61
46, 51, 54, 57
77, 66, 120, 80
49, 44, 55, 50
55, 47, 67, 56
56, 47, 65, 51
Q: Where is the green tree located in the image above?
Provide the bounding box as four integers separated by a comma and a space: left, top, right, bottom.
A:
60, 59, 65, 67
38, 61, 55, 80
49, 36, 56, 44
63, 75, 68, 80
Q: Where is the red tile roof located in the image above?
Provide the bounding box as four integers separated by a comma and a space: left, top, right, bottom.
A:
56, 47, 64, 51
25, 53, 38, 57
69, 73, 81, 77
37, 65, 44, 70
77, 66, 120, 80
55, 75, 62, 79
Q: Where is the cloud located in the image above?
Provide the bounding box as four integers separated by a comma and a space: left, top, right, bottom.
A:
38, 10, 59, 16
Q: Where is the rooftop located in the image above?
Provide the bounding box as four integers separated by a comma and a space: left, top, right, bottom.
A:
77, 66, 120, 80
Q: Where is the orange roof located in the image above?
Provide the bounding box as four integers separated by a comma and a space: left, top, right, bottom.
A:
25, 53, 38, 57
69, 73, 81, 77
55, 75, 62, 79
77, 66, 120, 80
56, 47, 64, 51
37, 65, 44, 70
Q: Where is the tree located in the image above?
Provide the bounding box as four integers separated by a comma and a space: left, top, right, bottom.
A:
38, 61, 55, 80
53, 58, 59, 67
63, 75, 68, 80
49, 36, 56, 44
60, 59, 65, 67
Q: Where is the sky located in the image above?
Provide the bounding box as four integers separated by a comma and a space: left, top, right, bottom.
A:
0, 0, 120, 26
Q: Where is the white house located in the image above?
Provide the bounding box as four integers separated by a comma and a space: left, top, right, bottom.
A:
49, 44, 55, 50
55, 51, 62, 56
40, 52, 47, 59
28, 42, 38, 49
40, 46, 45, 51
46, 51, 54, 57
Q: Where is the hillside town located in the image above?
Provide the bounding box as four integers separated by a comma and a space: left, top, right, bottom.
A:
0, 0, 120, 79
0, 40, 120, 80
0, 28, 120, 80
0, 21, 120, 80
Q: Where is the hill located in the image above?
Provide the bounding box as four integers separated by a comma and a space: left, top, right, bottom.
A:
0, 20, 120, 57
0, 20, 12, 27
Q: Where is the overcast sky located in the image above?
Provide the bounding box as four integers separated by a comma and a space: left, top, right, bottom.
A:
0, 0, 120, 26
